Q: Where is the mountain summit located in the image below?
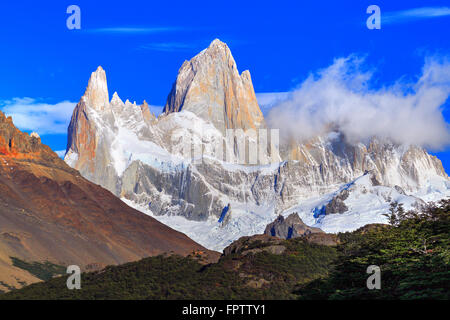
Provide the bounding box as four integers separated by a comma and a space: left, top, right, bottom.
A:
84, 66, 109, 111
64, 40, 450, 251
164, 39, 265, 133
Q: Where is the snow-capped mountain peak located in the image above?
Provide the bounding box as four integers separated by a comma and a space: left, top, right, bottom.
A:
64, 40, 449, 251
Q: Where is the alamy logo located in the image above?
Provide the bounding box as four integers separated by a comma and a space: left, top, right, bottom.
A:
66, 5, 81, 30
174, 128, 280, 165
366, 265, 381, 290
366, 5, 381, 30
66, 265, 81, 290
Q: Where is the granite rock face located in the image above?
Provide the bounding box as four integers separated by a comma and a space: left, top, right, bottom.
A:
65, 66, 120, 193
164, 39, 266, 133
264, 213, 324, 239
64, 39, 450, 250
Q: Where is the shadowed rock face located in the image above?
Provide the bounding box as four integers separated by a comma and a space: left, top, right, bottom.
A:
264, 213, 324, 239
0, 110, 218, 291
163, 39, 266, 133
325, 189, 349, 214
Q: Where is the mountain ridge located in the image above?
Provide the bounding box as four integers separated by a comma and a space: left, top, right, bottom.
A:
63, 39, 450, 251
1, 110, 218, 291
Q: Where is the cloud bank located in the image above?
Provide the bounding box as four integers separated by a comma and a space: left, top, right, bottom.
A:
0, 98, 76, 135
266, 56, 450, 150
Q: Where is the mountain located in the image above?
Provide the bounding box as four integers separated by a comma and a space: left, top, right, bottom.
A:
4, 200, 449, 300
163, 39, 266, 133
64, 39, 450, 251
0, 110, 217, 291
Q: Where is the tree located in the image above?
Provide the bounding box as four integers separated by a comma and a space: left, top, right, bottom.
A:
383, 201, 399, 226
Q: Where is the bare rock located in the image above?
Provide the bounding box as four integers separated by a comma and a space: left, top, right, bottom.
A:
264, 213, 324, 239
163, 39, 266, 133
325, 189, 349, 214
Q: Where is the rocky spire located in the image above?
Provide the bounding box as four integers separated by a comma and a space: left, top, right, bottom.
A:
140, 100, 156, 123
65, 66, 158, 193
83, 66, 109, 111
164, 39, 266, 133
65, 66, 111, 175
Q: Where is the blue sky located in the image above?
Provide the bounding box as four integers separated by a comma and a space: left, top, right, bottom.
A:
0, 0, 449, 171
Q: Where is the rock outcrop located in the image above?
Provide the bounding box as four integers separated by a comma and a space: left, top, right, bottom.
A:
163, 39, 266, 133
325, 189, 349, 214
222, 234, 286, 256
264, 213, 324, 239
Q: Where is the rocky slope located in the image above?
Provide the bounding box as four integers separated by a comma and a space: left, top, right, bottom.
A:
64, 39, 450, 251
0, 111, 217, 291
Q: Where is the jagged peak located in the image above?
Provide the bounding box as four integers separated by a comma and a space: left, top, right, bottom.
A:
241, 70, 252, 82
194, 38, 235, 68
111, 91, 123, 104
164, 38, 264, 132
140, 100, 156, 122
88, 66, 107, 86
30, 132, 40, 139
208, 38, 227, 49
84, 66, 109, 111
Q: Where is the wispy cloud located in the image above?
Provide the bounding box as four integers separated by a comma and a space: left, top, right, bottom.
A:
138, 42, 195, 52
256, 92, 291, 115
87, 27, 181, 35
0, 98, 76, 135
383, 7, 450, 25
267, 56, 450, 150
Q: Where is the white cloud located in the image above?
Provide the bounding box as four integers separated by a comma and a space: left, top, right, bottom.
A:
55, 150, 66, 158
256, 92, 291, 115
88, 27, 180, 34
266, 56, 450, 150
0, 98, 76, 135
139, 42, 195, 52
383, 7, 450, 24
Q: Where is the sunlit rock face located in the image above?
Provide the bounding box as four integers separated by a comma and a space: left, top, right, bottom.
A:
164, 39, 266, 133
64, 39, 450, 251
285, 134, 448, 193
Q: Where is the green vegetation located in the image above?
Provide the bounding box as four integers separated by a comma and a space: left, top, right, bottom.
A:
10, 257, 66, 281
296, 199, 450, 300
1, 200, 448, 300
1, 239, 337, 300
